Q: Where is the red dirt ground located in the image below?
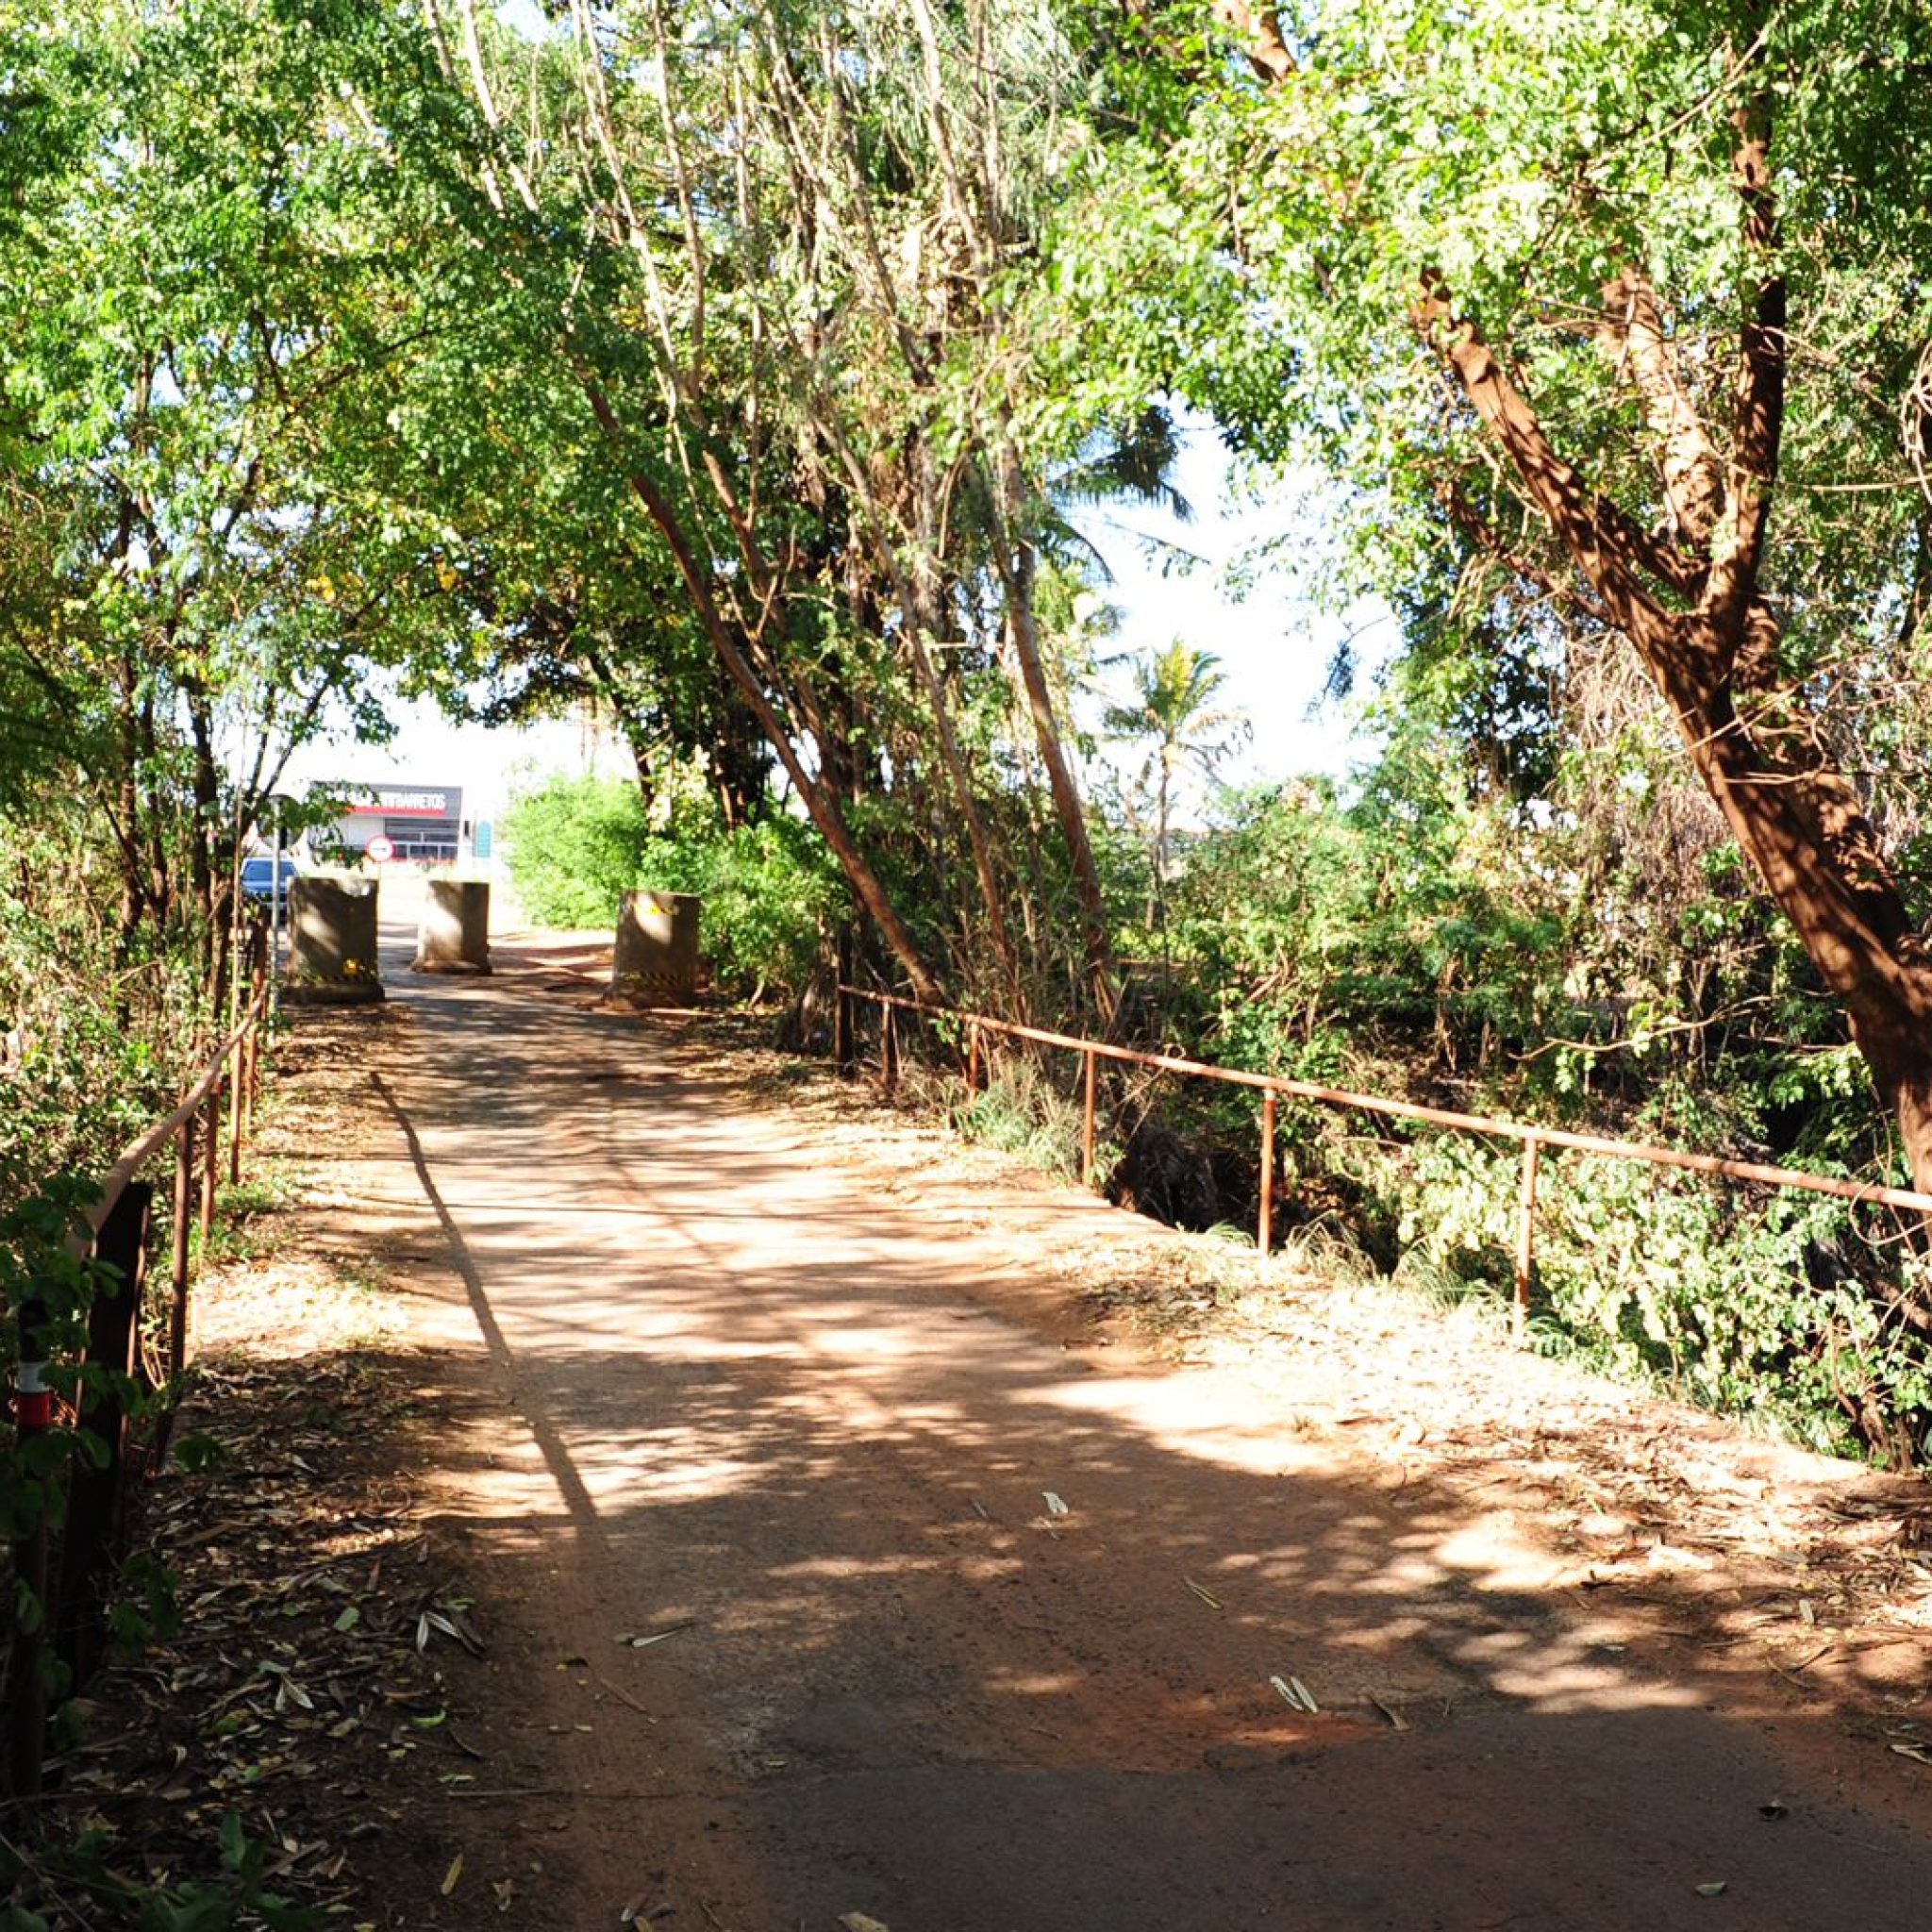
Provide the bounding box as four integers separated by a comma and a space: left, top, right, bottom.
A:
121, 923, 1932, 1931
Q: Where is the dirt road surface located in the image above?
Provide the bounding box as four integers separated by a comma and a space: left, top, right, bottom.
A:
256, 923, 1932, 1931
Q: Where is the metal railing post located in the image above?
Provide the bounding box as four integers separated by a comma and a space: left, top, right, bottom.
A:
200, 1077, 220, 1242
7, 1292, 53, 1800
1514, 1134, 1541, 1339
226, 1039, 243, 1187
834, 932, 855, 1075
1082, 1048, 1097, 1188
1258, 1092, 1276, 1256
171, 1115, 194, 1381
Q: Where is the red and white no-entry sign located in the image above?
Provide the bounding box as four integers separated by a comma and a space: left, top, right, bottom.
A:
364, 834, 396, 863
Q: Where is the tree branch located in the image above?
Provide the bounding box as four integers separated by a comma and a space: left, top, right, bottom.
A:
1415, 277, 1685, 634
1704, 94, 1786, 641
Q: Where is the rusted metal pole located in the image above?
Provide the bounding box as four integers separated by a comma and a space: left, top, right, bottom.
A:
171, 1115, 194, 1381
6, 1492, 48, 1800
1082, 1048, 1097, 1188
226, 1041, 243, 1187
200, 1075, 221, 1242
1258, 1093, 1276, 1256
834, 930, 855, 1075
241, 967, 260, 1137
882, 1001, 898, 1095
1514, 1134, 1542, 1339
967, 1022, 981, 1094
8, 1292, 53, 1799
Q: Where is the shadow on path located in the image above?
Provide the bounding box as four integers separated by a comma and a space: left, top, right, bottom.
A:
334, 927, 1932, 1931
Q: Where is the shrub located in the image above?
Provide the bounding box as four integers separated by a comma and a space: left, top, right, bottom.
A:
501, 773, 843, 1000
500, 777, 651, 928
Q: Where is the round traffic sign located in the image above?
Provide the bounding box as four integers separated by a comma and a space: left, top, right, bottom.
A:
365, 834, 396, 863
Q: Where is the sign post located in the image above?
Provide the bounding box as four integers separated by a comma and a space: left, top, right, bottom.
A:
261, 792, 295, 1014
364, 834, 396, 864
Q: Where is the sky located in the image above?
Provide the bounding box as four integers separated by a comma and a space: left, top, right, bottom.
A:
378, 5, 1397, 820
1067, 424, 1395, 796
280, 424, 1394, 826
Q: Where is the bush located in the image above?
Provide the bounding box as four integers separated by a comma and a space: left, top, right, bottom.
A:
499, 777, 651, 928
1386, 1131, 1932, 1462
501, 772, 844, 1000
0, 813, 208, 1221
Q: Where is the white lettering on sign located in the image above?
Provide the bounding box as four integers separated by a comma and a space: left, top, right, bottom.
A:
324, 783, 461, 818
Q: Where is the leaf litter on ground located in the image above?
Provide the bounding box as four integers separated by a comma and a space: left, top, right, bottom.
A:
39, 1337, 494, 1928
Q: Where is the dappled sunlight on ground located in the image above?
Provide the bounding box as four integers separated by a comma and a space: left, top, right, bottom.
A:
201, 924, 1932, 1930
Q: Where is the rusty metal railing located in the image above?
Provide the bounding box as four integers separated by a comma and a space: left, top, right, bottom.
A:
7, 944, 274, 1799
838, 985, 1932, 1331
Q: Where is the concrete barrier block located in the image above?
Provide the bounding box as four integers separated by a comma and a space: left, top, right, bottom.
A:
612, 891, 700, 1001
412, 880, 491, 974
282, 876, 384, 1005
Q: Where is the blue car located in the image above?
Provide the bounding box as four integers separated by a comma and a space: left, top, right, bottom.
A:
240, 857, 300, 912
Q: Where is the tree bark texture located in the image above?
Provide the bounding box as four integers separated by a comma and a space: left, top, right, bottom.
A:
1413, 102, 1932, 1191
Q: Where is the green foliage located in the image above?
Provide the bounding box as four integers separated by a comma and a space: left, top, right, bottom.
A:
1105, 758, 1932, 1461
1152, 774, 1566, 1096
656, 816, 844, 1003
1388, 1134, 1931, 1462
0, 815, 206, 1212
0, 0, 500, 966
502, 772, 843, 1000
0, 1810, 324, 1930
501, 777, 651, 929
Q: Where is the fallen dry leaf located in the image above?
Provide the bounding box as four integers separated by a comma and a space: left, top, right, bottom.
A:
1269, 1674, 1314, 1712
1369, 1694, 1409, 1732
617, 1621, 696, 1649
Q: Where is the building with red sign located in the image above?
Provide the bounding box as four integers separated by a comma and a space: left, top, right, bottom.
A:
317, 783, 466, 861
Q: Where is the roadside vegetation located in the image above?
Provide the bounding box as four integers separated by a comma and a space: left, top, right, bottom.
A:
6, 0, 1932, 1904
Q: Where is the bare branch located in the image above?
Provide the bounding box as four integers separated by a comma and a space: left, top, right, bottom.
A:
1601, 269, 1725, 551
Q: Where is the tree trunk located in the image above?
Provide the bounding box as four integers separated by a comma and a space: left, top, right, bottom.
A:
900, 436, 1025, 1010
1656, 643, 1932, 1190
578, 377, 945, 1007
1417, 219, 1932, 1192
991, 447, 1118, 1022
188, 688, 221, 924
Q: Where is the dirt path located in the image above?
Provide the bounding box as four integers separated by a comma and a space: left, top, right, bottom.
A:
251, 926, 1932, 1931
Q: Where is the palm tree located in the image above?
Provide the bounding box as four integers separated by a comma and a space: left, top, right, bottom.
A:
1103, 641, 1249, 930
